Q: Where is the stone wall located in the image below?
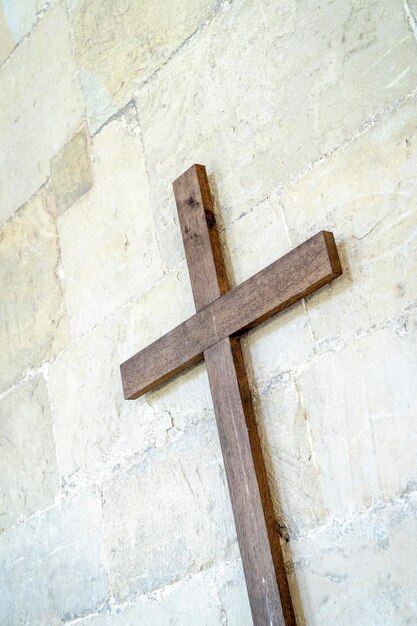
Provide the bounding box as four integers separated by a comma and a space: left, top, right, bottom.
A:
0, 1, 416, 624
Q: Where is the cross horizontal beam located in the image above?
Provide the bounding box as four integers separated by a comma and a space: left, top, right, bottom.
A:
121, 230, 341, 400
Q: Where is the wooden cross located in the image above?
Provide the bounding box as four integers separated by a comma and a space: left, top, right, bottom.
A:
120, 165, 342, 626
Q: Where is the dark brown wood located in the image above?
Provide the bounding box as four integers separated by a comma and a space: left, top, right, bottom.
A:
121, 229, 341, 400
205, 338, 293, 625
173, 164, 295, 624
173, 164, 229, 308
119, 163, 343, 626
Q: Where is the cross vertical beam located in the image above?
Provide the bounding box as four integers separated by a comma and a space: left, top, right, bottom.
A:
120, 164, 342, 624
173, 165, 296, 625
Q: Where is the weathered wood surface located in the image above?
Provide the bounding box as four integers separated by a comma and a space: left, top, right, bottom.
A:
121, 165, 342, 626
205, 337, 293, 625
120, 163, 343, 625
121, 228, 342, 400
173, 164, 229, 308
173, 164, 295, 624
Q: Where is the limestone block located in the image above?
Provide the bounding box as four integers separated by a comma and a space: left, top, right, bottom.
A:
0, 0, 53, 64
404, 0, 417, 26
281, 98, 417, 348
221, 197, 289, 287
0, 375, 59, 533
75, 568, 224, 626
0, 2, 84, 224
156, 216, 186, 273
256, 375, 327, 536
216, 199, 317, 517
57, 112, 163, 340
286, 494, 417, 626
0, 0, 55, 64
51, 128, 93, 215
297, 322, 417, 519
244, 304, 314, 393
48, 266, 212, 486
215, 560, 252, 625
0, 493, 109, 625
72, 562, 252, 626
101, 421, 238, 601
137, 0, 417, 243
69, 0, 219, 132
222, 196, 315, 381
0, 4, 15, 64
0, 191, 69, 393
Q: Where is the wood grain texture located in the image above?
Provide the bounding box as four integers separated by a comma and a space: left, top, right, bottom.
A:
173, 164, 229, 308
173, 164, 295, 624
120, 164, 343, 625
120, 229, 342, 400
205, 337, 294, 625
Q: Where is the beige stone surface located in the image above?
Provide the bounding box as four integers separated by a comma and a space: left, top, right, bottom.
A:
102, 421, 238, 601
0, 492, 109, 624
0, 375, 59, 533
281, 98, 417, 349
221, 196, 289, 287
70, 0, 219, 132
256, 375, 327, 537
286, 494, 417, 626
0, 5, 15, 64
51, 128, 93, 214
72, 561, 252, 626
0, 2, 84, 225
244, 303, 314, 392
1, 0, 37, 47
48, 266, 210, 485
57, 110, 163, 340
0, 191, 69, 393
222, 195, 315, 382
137, 0, 417, 248
0, 1, 61, 65
297, 321, 417, 519
215, 560, 252, 625
75, 569, 223, 626
1, 0, 417, 623
404, 0, 417, 27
